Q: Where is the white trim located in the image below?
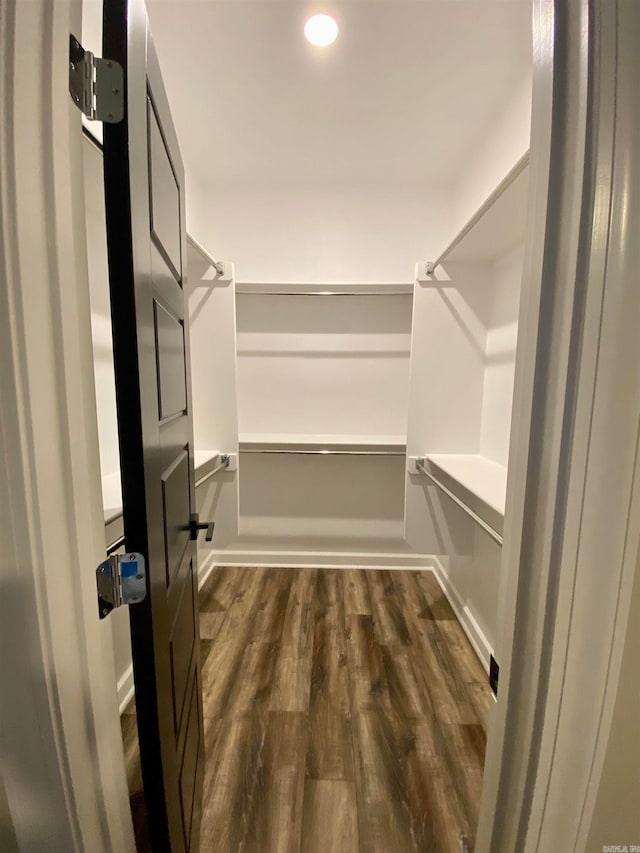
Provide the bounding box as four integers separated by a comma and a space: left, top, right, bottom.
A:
0, 3, 134, 849
478, 2, 640, 850
431, 558, 492, 674
203, 549, 433, 571
117, 665, 136, 716
198, 551, 218, 590
531, 3, 640, 845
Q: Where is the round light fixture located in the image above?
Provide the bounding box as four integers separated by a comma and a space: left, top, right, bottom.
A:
304, 14, 338, 47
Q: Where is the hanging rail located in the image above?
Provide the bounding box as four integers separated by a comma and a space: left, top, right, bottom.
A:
235, 283, 413, 297
106, 535, 125, 556
415, 457, 503, 546
195, 454, 231, 488
241, 448, 405, 457
187, 233, 225, 277
235, 291, 412, 297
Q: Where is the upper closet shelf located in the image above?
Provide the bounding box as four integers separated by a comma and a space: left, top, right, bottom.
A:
194, 449, 221, 471
427, 151, 530, 273
236, 282, 413, 296
240, 433, 406, 455
417, 453, 507, 544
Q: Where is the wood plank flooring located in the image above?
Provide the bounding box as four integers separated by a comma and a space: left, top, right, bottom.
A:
121, 567, 492, 852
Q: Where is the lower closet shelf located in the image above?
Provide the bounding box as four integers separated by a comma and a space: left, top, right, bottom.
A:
418, 453, 506, 541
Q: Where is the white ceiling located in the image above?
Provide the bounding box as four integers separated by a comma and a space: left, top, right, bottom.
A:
145, 0, 532, 189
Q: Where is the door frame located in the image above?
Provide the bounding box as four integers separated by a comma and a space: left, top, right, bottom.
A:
0, 1, 134, 849
1, 0, 636, 850
478, 1, 640, 849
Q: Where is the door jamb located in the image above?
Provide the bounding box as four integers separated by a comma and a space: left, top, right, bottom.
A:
477, 1, 640, 849
0, 1, 134, 849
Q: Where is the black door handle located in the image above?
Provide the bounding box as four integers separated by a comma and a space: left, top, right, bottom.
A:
188, 514, 215, 542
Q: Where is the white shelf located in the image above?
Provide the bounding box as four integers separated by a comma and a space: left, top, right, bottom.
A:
426, 454, 506, 514
194, 449, 221, 471
240, 433, 406, 453
424, 453, 507, 538
429, 152, 530, 270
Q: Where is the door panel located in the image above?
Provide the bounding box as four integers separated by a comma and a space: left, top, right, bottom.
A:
155, 302, 187, 419
161, 448, 191, 587
148, 101, 182, 280
103, 1, 204, 850
179, 674, 201, 848
170, 565, 197, 733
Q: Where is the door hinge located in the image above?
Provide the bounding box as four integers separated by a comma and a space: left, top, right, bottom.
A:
69, 34, 124, 123
96, 552, 146, 620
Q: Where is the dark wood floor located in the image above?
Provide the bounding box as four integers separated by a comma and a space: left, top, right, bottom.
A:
121, 567, 492, 852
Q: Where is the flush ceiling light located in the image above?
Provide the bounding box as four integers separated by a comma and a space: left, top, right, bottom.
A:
304, 14, 338, 47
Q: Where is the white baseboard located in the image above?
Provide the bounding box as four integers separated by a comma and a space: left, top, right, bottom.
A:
117, 663, 135, 715
431, 556, 493, 674
198, 551, 218, 590
204, 548, 433, 571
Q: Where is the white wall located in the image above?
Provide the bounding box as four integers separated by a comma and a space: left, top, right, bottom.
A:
186, 180, 452, 284
237, 453, 408, 551
189, 260, 240, 553
479, 245, 523, 466
83, 141, 120, 484
451, 71, 532, 240
236, 293, 412, 438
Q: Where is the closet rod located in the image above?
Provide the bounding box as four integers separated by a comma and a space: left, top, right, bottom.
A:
106, 535, 125, 556
235, 290, 412, 297
187, 234, 225, 277
195, 454, 231, 488
415, 458, 503, 546
241, 449, 405, 457
425, 150, 530, 276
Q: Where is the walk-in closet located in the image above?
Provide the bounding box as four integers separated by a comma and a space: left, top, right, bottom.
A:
82, 0, 533, 849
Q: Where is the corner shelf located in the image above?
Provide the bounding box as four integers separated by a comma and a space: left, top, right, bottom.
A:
423, 453, 507, 539
426, 151, 530, 273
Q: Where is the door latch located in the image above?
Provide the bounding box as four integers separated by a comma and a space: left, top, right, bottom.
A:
96, 552, 146, 620
188, 513, 215, 542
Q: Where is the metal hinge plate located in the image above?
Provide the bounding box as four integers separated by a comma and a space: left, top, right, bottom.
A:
69, 34, 124, 123
96, 552, 146, 619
